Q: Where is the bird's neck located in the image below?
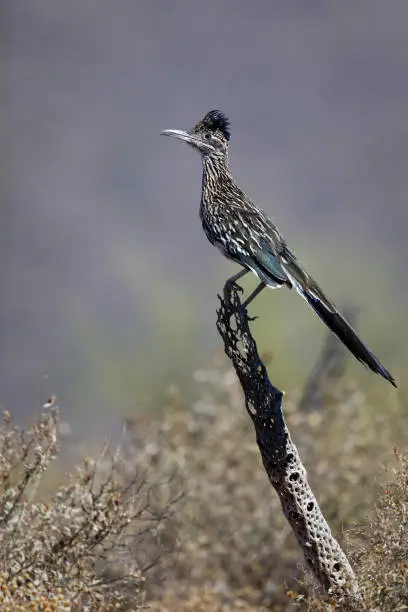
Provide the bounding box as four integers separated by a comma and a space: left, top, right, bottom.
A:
201, 154, 229, 196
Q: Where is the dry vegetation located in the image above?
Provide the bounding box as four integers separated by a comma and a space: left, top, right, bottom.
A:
0, 403, 181, 611
0, 354, 407, 610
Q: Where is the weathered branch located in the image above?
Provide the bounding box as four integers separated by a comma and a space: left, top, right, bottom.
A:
216, 286, 361, 604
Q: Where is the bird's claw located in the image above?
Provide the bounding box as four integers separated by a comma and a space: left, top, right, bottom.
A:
244, 310, 258, 322
223, 281, 243, 305
230, 281, 244, 295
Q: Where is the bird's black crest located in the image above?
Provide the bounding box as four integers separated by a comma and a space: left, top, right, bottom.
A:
196, 110, 231, 141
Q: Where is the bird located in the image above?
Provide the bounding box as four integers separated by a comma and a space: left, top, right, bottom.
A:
161, 110, 396, 387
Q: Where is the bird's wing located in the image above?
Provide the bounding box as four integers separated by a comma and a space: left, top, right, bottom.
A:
232, 206, 290, 285
252, 241, 289, 284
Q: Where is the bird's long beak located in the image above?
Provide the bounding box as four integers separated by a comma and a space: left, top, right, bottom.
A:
161, 128, 214, 153
160, 129, 198, 145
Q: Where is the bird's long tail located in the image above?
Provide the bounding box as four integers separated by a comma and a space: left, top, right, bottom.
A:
302, 287, 396, 387
280, 254, 397, 387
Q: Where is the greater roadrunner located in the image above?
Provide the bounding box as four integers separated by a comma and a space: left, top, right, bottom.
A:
161, 110, 396, 387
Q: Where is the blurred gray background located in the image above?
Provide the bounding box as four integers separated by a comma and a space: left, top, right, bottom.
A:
2, 1, 407, 431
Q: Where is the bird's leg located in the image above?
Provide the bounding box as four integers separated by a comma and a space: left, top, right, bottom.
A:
223, 268, 249, 305
241, 282, 266, 311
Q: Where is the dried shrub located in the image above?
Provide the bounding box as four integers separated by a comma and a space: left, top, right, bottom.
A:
142, 355, 406, 609
0, 404, 181, 611
0, 356, 406, 611
351, 448, 408, 610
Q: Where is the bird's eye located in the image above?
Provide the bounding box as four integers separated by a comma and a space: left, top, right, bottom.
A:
203, 133, 211, 140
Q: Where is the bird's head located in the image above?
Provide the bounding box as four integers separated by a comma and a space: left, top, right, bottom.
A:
161, 110, 230, 158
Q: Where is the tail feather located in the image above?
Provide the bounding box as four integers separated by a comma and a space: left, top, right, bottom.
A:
303, 289, 397, 388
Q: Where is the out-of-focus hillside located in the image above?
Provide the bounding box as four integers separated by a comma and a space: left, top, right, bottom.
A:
2, 1, 408, 429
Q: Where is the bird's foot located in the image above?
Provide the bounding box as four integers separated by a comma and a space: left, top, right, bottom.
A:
239, 296, 258, 321
223, 281, 243, 306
